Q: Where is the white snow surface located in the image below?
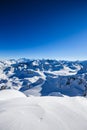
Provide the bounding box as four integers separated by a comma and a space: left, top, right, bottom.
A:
0, 90, 26, 100
25, 76, 40, 83
46, 65, 77, 76
0, 90, 87, 130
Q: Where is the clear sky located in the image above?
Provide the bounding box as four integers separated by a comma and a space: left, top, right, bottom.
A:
0, 0, 87, 60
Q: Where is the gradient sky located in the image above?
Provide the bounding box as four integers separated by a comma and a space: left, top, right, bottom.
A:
0, 0, 87, 60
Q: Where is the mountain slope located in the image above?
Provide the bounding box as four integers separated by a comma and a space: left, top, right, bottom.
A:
0, 90, 87, 130
0, 59, 87, 96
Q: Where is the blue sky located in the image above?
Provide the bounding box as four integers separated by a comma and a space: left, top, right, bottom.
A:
0, 0, 87, 60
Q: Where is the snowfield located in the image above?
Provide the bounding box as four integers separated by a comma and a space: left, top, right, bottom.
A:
0, 89, 26, 100
0, 90, 87, 130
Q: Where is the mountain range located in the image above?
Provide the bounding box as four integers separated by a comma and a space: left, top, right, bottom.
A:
0, 58, 87, 97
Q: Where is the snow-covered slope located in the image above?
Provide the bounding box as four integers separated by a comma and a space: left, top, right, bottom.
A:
0, 89, 26, 100
0, 59, 87, 96
0, 90, 87, 130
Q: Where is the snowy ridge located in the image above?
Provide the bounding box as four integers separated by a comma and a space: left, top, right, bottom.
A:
0, 59, 87, 96
0, 90, 87, 130
0, 89, 26, 100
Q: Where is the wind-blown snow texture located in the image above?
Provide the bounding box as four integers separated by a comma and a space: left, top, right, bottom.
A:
0, 90, 87, 130
0, 59, 87, 96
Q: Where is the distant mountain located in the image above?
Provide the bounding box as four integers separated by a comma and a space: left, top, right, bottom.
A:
0, 59, 87, 96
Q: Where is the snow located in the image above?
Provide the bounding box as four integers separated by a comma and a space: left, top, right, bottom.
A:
37, 69, 46, 80
46, 65, 77, 76
0, 59, 87, 96
24, 84, 43, 96
0, 59, 87, 129
0, 90, 26, 100
45, 61, 49, 65
25, 76, 40, 83
0, 91, 87, 130
32, 60, 39, 66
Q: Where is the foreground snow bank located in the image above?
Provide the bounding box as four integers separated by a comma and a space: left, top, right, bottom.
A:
0, 90, 26, 100
0, 94, 87, 130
